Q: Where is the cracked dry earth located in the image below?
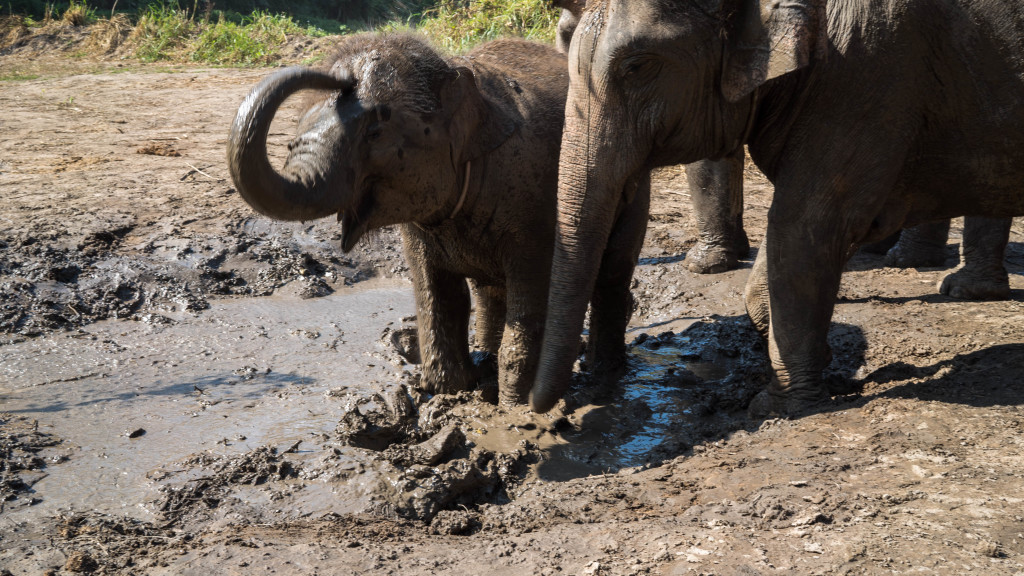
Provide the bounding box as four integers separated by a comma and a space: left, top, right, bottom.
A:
1, 53, 1024, 576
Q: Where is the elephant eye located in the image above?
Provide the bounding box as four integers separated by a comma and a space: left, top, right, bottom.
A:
619, 55, 660, 80
366, 124, 383, 141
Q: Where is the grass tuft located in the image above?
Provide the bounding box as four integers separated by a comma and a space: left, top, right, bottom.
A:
62, 0, 97, 26
407, 0, 560, 53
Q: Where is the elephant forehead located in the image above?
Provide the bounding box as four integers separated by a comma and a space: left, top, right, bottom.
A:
332, 49, 444, 116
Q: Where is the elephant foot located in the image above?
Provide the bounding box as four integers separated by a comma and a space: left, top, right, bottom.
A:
747, 384, 831, 419
938, 267, 1010, 301
686, 242, 740, 274
884, 243, 949, 268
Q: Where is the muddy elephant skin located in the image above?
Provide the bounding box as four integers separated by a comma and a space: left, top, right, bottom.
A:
531, 0, 1024, 415
228, 33, 649, 407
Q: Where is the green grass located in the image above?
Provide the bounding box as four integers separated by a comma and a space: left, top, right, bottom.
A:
0, 72, 41, 81
131, 2, 195, 62
130, 3, 327, 65
5, 0, 563, 67
190, 11, 304, 65
407, 0, 560, 53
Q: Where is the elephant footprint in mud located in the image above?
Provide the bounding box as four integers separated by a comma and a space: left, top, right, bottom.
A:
228, 33, 649, 407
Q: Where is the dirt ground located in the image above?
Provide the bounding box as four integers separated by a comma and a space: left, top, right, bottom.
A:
2, 35, 1024, 576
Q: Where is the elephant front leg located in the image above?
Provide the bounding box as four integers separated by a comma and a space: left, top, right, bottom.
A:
587, 175, 652, 386
939, 216, 1012, 300
884, 220, 951, 268
748, 209, 853, 418
409, 262, 475, 395
496, 283, 547, 407
684, 147, 750, 274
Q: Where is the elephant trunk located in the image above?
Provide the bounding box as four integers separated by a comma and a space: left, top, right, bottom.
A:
227, 67, 354, 222
530, 124, 621, 413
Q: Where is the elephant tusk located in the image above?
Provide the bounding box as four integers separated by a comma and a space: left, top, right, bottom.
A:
449, 160, 471, 220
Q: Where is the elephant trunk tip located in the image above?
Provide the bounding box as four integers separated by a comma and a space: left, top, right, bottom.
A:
529, 387, 559, 414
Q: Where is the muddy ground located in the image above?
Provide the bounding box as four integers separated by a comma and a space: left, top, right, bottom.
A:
2, 37, 1024, 576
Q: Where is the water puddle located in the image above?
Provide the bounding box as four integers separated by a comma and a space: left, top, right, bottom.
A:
0, 278, 415, 522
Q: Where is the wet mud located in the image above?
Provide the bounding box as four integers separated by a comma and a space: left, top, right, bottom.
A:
2, 51, 1024, 575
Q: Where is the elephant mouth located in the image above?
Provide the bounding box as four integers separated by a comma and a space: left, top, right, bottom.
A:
339, 184, 376, 252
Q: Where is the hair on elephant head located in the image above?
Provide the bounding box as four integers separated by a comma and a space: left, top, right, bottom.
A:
227, 33, 513, 252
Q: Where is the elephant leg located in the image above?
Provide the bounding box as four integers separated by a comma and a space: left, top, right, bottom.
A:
407, 256, 475, 395
884, 220, 951, 268
743, 239, 770, 342
684, 147, 750, 274
939, 216, 1012, 300
587, 175, 652, 383
471, 282, 506, 355
746, 211, 851, 418
497, 277, 549, 407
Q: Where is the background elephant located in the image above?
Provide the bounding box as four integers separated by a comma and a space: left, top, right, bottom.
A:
227, 33, 649, 407
531, 0, 1024, 416
871, 218, 1013, 300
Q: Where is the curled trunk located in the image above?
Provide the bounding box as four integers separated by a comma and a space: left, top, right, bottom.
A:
227, 67, 353, 222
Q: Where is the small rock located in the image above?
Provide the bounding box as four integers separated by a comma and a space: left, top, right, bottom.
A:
64, 551, 99, 573
976, 541, 1003, 558
126, 428, 146, 439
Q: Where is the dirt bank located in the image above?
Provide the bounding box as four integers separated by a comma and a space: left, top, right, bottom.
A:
1, 47, 1024, 575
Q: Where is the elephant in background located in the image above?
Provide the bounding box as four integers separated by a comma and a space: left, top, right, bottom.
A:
531, 0, 1024, 416
227, 33, 649, 407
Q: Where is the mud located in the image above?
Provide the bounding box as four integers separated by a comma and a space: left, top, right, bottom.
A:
2, 41, 1024, 576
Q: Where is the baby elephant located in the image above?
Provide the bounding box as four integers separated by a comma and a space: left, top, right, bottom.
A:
227, 33, 649, 407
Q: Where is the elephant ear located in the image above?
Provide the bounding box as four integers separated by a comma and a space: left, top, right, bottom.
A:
721, 0, 828, 102
440, 66, 515, 162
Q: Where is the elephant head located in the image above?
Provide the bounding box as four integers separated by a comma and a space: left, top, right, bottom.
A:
530, 0, 828, 412
228, 34, 513, 252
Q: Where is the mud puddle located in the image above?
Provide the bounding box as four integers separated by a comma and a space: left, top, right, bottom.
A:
1, 273, 768, 534
0, 278, 416, 523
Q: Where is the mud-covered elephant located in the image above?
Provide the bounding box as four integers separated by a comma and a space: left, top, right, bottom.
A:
227, 33, 649, 407
530, 0, 1024, 416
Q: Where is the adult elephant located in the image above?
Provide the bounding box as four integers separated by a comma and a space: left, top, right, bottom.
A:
531, 0, 1024, 416
557, 0, 750, 274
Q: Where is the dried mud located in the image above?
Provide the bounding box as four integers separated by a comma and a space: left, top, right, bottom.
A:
2, 46, 1024, 576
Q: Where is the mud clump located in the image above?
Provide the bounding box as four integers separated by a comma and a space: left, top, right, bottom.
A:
55, 513, 182, 574
336, 388, 536, 524
157, 446, 298, 527
380, 444, 530, 524
0, 216, 405, 337
0, 414, 62, 512
336, 386, 420, 451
